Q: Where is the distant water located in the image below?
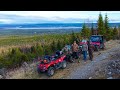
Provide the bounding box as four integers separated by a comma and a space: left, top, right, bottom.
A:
0, 23, 120, 36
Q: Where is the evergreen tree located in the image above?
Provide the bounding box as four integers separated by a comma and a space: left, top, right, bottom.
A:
44, 45, 52, 55
51, 40, 57, 52
91, 22, 94, 35
104, 14, 109, 31
113, 26, 118, 40
64, 37, 69, 45
109, 28, 114, 40
57, 40, 62, 50
97, 12, 105, 35
104, 14, 111, 41
118, 25, 120, 39
70, 30, 76, 44
81, 23, 91, 38
76, 34, 80, 44
36, 43, 44, 56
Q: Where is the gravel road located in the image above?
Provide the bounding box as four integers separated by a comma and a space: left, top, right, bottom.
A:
66, 42, 120, 79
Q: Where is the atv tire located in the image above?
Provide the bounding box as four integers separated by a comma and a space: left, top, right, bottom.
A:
95, 46, 99, 51
102, 44, 105, 50
61, 60, 67, 69
69, 55, 75, 63
37, 67, 43, 74
47, 67, 55, 77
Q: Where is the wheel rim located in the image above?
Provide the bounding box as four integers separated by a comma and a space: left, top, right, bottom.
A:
50, 69, 54, 75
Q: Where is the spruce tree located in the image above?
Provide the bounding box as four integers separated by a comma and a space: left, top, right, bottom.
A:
104, 14, 109, 31
91, 22, 94, 35
81, 23, 91, 38
118, 25, 120, 39
71, 30, 76, 44
97, 12, 105, 35
104, 14, 110, 41
51, 40, 57, 52
57, 40, 62, 50
113, 26, 118, 40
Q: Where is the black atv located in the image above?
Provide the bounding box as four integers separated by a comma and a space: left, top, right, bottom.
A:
63, 45, 81, 63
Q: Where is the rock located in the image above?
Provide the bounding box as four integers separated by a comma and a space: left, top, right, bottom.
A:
108, 72, 112, 75
22, 62, 29, 68
107, 77, 113, 79
88, 69, 91, 71
106, 59, 120, 79
0, 75, 3, 79
0, 68, 7, 76
89, 77, 92, 79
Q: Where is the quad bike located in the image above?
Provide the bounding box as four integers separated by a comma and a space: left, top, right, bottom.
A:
37, 51, 67, 77
63, 45, 81, 63
89, 35, 105, 51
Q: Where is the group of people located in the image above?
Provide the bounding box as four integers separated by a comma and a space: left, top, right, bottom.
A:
71, 37, 94, 63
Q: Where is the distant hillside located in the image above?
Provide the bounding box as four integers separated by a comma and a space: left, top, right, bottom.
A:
0, 23, 120, 29
0, 23, 120, 36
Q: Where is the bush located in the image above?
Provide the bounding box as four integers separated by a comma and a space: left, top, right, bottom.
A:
57, 40, 62, 50
31, 46, 36, 53
0, 48, 30, 68
26, 52, 36, 59
0, 33, 80, 69
35, 43, 44, 56
44, 45, 52, 55
21, 54, 29, 62
51, 40, 57, 52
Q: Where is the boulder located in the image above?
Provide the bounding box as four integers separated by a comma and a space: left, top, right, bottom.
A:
0, 68, 7, 79
0, 68, 6, 76
22, 62, 29, 68
107, 77, 113, 79
0, 75, 3, 79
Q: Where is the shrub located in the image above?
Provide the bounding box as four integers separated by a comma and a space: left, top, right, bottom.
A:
51, 40, 57, 52
35, 43, 44, 56
57, 40, 62, 50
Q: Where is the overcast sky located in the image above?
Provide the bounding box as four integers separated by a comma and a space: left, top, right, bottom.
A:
0, 11, 120, 24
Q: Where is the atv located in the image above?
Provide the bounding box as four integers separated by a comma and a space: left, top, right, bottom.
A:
63, 45, 81, 63
89, 35, 105, 51
37, 51, 67, 77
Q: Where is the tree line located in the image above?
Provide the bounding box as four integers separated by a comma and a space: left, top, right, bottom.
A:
80, 12, 120, 41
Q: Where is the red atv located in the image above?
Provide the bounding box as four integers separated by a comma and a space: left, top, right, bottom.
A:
89, 35, 105, 51
37, 51, 67, 77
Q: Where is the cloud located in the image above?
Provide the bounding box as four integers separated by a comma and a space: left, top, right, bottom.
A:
0, 11, 120, 24
0, 19, 14, 24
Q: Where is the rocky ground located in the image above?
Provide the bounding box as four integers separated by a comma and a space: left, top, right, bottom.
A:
1, 40, 120, 79
66, 46, 120, 79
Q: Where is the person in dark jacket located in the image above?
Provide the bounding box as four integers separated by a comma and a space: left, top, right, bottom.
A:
87, 40, 93, 61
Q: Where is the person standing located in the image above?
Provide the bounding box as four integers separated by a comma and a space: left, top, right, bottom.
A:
82, 43, 88, 63
71, 41, 79, 61
87, 41, 93, 61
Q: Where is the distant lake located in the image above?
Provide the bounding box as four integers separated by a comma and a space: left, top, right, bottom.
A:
0, 23, 120, 36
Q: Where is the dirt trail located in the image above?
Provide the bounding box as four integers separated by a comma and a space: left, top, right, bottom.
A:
5, 40, 120, 79
66, 45, 120, 79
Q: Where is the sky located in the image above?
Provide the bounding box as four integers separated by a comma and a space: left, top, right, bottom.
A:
0, 11, 120, 24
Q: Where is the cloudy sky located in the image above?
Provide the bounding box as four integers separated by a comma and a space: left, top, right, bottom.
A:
0, 11, 120, 24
